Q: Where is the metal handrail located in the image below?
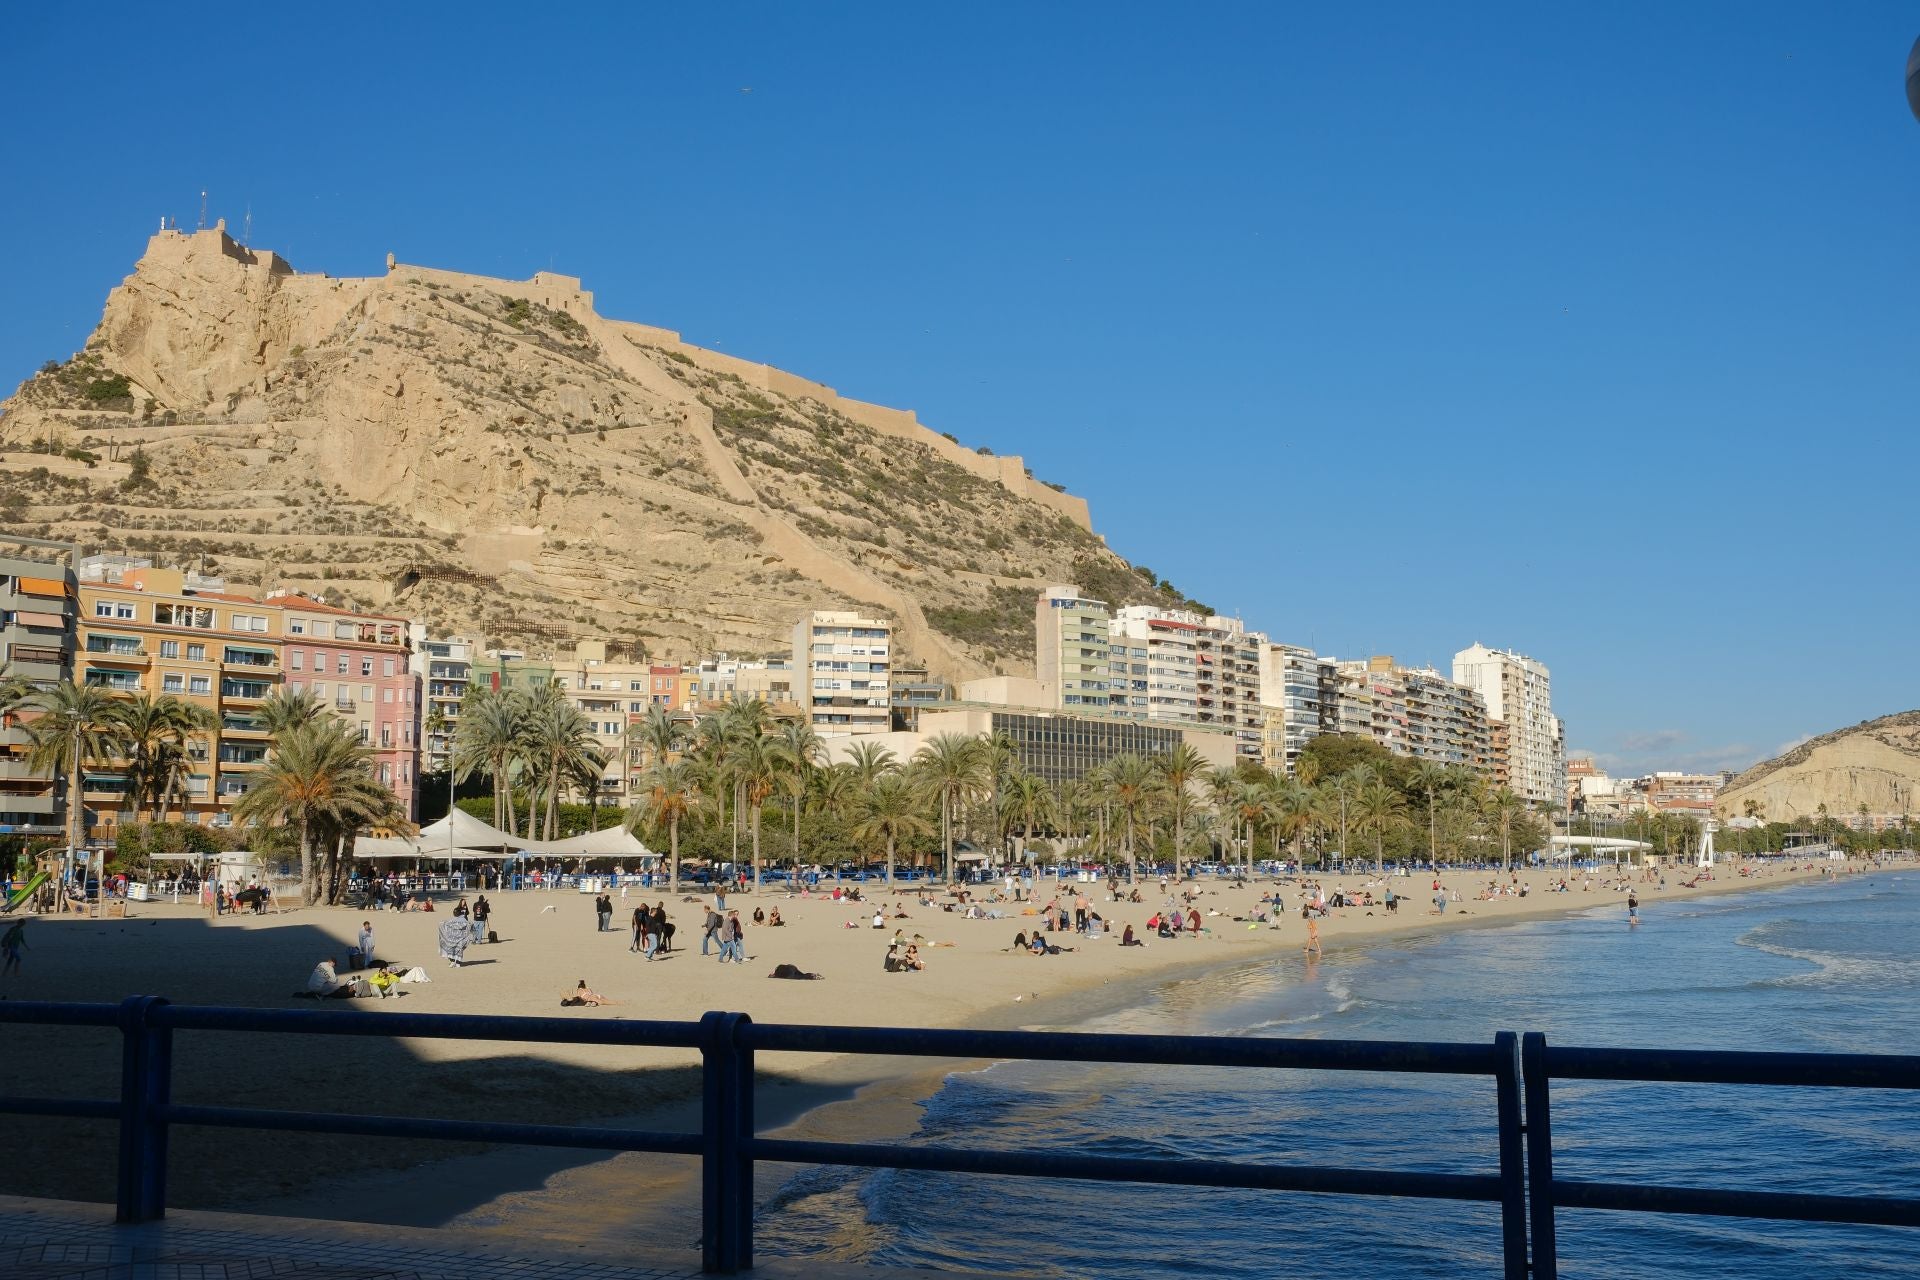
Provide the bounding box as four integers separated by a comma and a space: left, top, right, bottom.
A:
0, 999, 1913, 1276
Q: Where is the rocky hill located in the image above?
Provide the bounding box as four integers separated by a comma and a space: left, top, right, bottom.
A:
1715, 711, 1920, 823
0, 225, 1206, 679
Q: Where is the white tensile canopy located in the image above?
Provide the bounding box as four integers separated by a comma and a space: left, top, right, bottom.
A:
415, 808, 554, 853
539, 826, 657, 860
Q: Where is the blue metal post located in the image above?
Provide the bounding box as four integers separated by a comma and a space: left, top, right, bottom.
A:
1492, 1031, 1528, 1279
732, 1013, 756, 1271
700, 1010, 752, 1274
1522, 1031, 1558, 1280
114, 995, 172, 1222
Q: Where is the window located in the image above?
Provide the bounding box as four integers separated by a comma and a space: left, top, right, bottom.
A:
231, 613, 267, 633
93, 600, 134, 619
402, 723, 412, 744
382, 657, 395, 678
162, 674, 184, 693
359, 722, 370, 743
362, 684, 373, 702
360, 658, 373, 677
187, 644, 206, 662
290, 652, 303, 671
159, 640, 179, 659
313, 651, 326, 671
154, 603, 213, 629
337, 655, 348, 674
189, 676, 211, 695
288, 618, 306, 636
379, 763, 392, 786
380, 725, 392, 747
382, 688, 393, 704
290, 680, 304, 693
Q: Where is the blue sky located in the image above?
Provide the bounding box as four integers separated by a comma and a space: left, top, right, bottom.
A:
3, 4, 1916, 777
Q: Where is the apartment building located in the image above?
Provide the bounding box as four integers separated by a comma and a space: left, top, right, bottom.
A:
1108, 607, 1199, 724
888, 660, 948, 732
1257, 643, 1337, 775
1034, 585, 1112, 711
1334, 657, 1492, 774
471, 650, 554, 695
271, 594, 420, 819
551, 641, 661, 802
409, 631, 473, 775
72, 567, 283, 831
0, 551, 78, 837
792, 611, 892, 736
1453, 644, 1562, 806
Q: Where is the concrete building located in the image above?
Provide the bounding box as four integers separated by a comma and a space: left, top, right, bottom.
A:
793, 611, 892, 736
1258, 643, 1337, 775
1033, 585, 1112, 711
1333, 657, 1493, 774
0, 549, 78, 838
73, 568, 285, 833
271, 594, 420, 819
1106, 606, 1265, 761
409, 631, 472, 775
911, 704, 1234, 786
888, 660, 948, 732
1453, 643, 1563, 807
470, 650, 555, 695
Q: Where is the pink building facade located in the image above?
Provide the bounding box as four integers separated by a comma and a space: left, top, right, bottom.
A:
270, 594, 421, 819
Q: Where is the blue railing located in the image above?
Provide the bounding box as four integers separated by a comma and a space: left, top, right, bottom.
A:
0, 998, 1914, 1276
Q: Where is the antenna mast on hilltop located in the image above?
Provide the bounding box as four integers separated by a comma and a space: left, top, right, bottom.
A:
243, 203, 252, 247
198, 190, 208, 230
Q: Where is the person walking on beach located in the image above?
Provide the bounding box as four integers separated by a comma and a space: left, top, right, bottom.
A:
702, 904, 723, 956
1302, 904, 1321, 956
653, 902, 673, 953
1, 917, 28, 979
722, 910, 745, 963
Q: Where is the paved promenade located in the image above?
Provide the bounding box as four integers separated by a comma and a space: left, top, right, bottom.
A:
0, 1196, 946, 1280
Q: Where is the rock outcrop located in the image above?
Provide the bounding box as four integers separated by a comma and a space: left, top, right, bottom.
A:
0, 226, 1205, 678
1716, 711, 1920, 823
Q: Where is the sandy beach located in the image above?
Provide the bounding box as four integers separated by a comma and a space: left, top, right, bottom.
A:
0, 858, 1871, 1221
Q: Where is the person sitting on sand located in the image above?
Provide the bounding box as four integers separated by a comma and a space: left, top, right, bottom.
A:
902, 943, 926, 972
368, 965, 401, 997
871, 908, 885, 929
1121, 923, 1143, 947
752, 907, 766, 925
306, 958, 341, 994
768, 907, 785, 926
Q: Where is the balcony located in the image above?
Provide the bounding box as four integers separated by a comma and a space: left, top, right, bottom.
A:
220, 681, 272, 704
222, 716, 270, 737
333, 698, 357, 713
222, 647, 279, 671
84, 676, 144, 694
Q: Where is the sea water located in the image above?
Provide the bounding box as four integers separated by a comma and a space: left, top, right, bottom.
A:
758, 872, 1920, 1277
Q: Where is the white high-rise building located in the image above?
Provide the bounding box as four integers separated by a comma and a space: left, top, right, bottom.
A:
793, 610, 893, 736
1034, 585, 1112, 711
1452, 643, 1562, 806
1259, 643, 1337, 775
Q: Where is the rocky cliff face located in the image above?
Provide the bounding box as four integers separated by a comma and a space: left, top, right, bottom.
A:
0, 226, 1203, 677
1716, 711, 1920, 823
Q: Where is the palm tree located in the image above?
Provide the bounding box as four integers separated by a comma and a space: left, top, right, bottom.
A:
0, 676, 37, 722
1104, 753, 1158, 879
1484, 786, 1524, 873
451, 688, 525, 834
733, 730, 780, 888
1003, 769, 1056, 861
771, 719, 825, 871
234, 719, 409, 904
637, 704, 679, 768
1267, 778, 1315, 864
1228, 779, 1267, 877
1355, 779, 1407, 871
845, 739, 898, 789
981, 729, 1019, 862
524, 693, 602, 841
628, 759, 698, 892
117, 693, 218, 822
855, 772, 932, 889
1155, 743, 1206, 864
23, 681, 127, 855
913, 733, 989, 884
256, 688, 327, 737
1407, 761, 1449, 869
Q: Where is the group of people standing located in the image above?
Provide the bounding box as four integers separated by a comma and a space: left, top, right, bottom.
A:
701, 903, 747, 963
